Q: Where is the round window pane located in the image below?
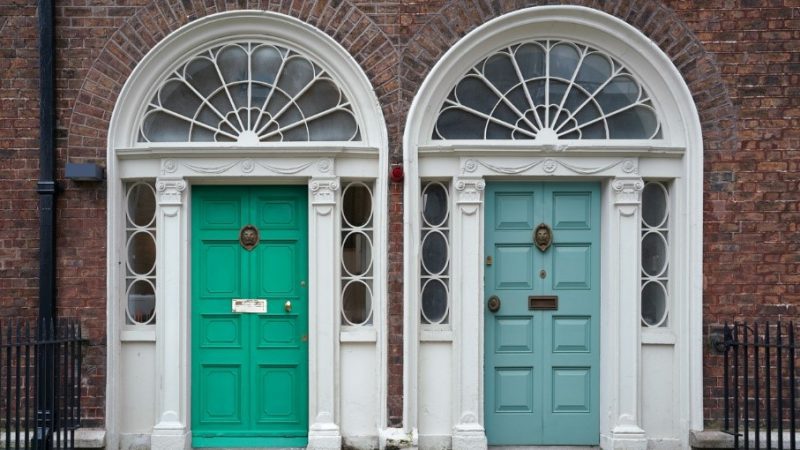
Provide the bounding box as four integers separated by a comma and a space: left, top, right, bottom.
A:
127, 279, 156, 325
127, 183, 156, 228
342, 183, 372, 228
641, 281, 667, 327
342, 280, 372, 326
342, 231, 372, 277
421, 231, 449, 275
641, 232, 668, 277
127, 231, 156, 276
642, 182, 668, 228
421, 278, 448, 324
422, 183, 448, 227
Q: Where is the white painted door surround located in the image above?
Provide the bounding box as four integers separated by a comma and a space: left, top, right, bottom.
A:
106, 11, 389, 450
403, 6, 704, 450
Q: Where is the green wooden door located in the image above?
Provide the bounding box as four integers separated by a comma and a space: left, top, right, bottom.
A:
191, 185, 308, 448
484, 182, 600, 445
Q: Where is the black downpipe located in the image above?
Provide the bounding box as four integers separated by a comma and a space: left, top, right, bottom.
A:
36, 0, 57, 448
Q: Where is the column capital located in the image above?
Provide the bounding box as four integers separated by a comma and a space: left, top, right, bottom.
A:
310, 177, 340, 213
454, 176, 485, 216
611, 176, 644, 206
156, 177, 186, 206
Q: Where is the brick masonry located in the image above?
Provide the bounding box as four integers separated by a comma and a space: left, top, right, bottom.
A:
0, 0, 797, 429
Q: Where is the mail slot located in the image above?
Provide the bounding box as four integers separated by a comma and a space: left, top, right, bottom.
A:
528, 295, 558, 310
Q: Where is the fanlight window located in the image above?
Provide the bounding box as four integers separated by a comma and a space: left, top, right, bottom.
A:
139, 41, 360, 143
434, 40, 662, 140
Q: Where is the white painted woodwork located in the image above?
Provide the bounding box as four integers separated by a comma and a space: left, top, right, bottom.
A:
404, 6, 703, 450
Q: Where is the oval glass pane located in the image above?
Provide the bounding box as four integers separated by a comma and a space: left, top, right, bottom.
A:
127, 232, 156, 276
341, 232, 372, 277
421, 278, 448, 324
421, 231, 448, 275
642, 182, 668, 228
641, 281, 667, 327
342, 280, 372, 326
342, 183, 373, 228
127, 183, 156, 228
422, 183, 448, 227
641, 232, 668, 277
127, 279, 156, 325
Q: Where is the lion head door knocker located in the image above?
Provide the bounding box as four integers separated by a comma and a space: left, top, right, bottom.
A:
239, 224, 260, 251
534, 223, 553, 252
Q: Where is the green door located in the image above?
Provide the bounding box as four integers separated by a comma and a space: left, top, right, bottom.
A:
484, 182, 600, 445
191, 185, 308, 448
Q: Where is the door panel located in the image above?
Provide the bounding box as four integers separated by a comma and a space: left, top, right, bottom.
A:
485, 182, 600, 445
192, 185, 308, 448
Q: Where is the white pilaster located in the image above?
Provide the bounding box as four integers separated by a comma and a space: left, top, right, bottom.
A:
152, 177, 190, 450
308, 177, 342, 450
602, 176, 647, 450
451, 177, 487, 450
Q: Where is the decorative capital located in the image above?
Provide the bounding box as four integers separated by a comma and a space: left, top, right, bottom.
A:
455, 176, 485, 215
310, 177, 340, 215
156, 177, 186, 206
612, 176, 644, 207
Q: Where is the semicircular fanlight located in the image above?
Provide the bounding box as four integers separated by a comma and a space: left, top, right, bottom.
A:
138, 42, 361, 143
433, 40, 662, 140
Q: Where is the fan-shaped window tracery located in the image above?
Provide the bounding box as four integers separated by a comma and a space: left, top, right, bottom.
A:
138, 41, 361, 143
433, 40, 662, 140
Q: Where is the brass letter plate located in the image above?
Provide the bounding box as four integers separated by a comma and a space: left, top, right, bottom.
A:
528, 295, 558, 310
232, 299, 267, 313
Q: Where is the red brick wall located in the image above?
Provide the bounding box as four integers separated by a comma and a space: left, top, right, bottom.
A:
1, 0, 797, 429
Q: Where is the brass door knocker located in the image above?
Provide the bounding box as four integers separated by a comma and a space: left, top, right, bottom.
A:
239, 224, 260, 251
534, 223, 552, 252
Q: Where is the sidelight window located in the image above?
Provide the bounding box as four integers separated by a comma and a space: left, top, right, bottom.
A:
641, 181, 670, 327
341, 182, 374, 326
125, 181, 157, 325
420, 181, 451, 325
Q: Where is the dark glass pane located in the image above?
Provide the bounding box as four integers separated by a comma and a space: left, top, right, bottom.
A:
642, 182, 668, 227
128, 232, 156, 276
514, 43, 546, 79
641, 232, 668, 277
436, 108, 485, 139
606, 106, 659, 139
596, 75, 640, 113
641, 281, 667, 327
574, 53, 612, 93
342, 232, 372, 277
549, 43, 581, 80
342, 280, 372, 326
127, 183, 156, 227
421, 279, 448, 324
343, 184, 372, 227
482, 52, 518, 94
422, 183, 448, 227
127, 279, 156, 325
421, 231, 448, 275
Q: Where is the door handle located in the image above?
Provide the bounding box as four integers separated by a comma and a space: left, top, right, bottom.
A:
284, 300, 292, 313
487, 295, 501, 313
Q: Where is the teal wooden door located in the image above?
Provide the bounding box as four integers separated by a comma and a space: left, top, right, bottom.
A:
191, 185, 308, 448
484, 182, 600, 445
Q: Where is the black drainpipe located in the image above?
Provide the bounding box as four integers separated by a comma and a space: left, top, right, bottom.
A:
36, 0, 57, 446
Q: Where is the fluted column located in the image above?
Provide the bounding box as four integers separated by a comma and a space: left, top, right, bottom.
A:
451, 176, 488, 450
307, 177, 342, 450
152, 177, 189, 450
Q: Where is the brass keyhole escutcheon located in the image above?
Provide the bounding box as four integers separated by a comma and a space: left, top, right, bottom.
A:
487, 295, 501, 313
534, 223, 553, 252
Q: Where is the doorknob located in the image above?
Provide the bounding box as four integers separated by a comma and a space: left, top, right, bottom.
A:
284, 300, 292, 313
487, 295, 501, 313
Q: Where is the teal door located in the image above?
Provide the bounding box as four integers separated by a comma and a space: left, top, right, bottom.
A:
484, 182, 600, 445
191, 185, 308, 448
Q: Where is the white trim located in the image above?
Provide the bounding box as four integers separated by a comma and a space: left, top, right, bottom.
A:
403, 6, 703, 450
106, 11, 389, 450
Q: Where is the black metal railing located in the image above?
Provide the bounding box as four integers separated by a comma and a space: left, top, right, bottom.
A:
0, 320, 82, 450
723, 321, 798, 449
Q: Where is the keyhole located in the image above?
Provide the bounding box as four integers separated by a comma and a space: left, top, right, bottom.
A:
539, 269, 547, 279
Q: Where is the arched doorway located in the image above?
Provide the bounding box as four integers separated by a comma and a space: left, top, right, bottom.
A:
403, 6, 703, 449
